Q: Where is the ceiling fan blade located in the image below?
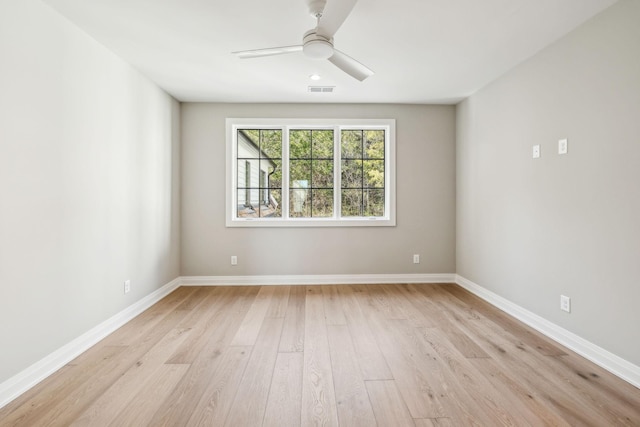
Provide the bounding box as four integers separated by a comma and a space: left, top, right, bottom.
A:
328, 49, 374, 81
232, 45, 303, 59
316, 0, 358, 38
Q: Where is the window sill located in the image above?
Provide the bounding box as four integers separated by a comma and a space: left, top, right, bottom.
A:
225, 217, 396, 228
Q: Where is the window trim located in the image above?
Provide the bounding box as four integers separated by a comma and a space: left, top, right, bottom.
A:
226, 118, 396, 227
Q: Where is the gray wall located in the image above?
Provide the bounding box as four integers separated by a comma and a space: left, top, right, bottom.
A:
0, 0, 181, 383
456, 0, 640, 365
181, 103, 456, 276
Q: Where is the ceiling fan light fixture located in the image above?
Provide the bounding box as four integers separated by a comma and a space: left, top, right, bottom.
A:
303, 39, 333, 59
233, 0, 373, 81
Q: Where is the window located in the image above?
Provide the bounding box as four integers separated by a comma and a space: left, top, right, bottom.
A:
226, 118, 395, 227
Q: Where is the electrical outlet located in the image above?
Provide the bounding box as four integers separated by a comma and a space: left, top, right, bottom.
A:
560, 295, 571, 313
231, 256, 237, 266
124, 280, 131, 294
413, 254, 420, 264
558, 138, 568, 154
532, 145, 541, 159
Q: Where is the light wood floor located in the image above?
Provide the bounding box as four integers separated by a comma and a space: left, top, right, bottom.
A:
1, 284, 639, 426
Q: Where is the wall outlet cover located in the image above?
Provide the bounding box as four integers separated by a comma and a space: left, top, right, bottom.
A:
558, 138, 568, 154
533, 145, 541, 159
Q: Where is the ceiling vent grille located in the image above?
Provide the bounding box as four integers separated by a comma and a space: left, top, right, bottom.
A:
308, 86, 335, 93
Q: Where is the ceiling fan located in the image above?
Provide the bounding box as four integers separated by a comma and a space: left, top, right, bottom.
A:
232, 0, 374, 81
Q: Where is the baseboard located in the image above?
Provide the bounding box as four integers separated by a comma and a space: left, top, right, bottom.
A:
0, 277, 181, 410
455, 275, 640, 389
180, 273, 456, 286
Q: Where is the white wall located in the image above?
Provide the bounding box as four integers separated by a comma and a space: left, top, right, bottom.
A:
457, 0, 640, 366
0, 0, 180, 383
181, 103, 456, 276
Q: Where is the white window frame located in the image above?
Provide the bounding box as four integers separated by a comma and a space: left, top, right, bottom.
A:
226, 118, 396, 227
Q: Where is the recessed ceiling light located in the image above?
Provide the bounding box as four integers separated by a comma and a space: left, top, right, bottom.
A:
309, 74, 321, 81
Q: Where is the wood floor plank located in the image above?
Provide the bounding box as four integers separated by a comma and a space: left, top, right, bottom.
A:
443, 300, 620, 426
301, 286, 339, 427
70, 326, 192, 426
173, 286, 232, 328
327, 325, 377, 426
278, 285, 305, 352
365, 380, 415, 427
413, 419, 437, 427
549, 353, 640, 424
166, 286, 255, 364
2, 284, 639, 426
231, 286, 277, 346
418, 326, 528, 425
441, 284, 568, 356
262, 352, 304, 427
322, 285, 347, 325
0, 348, 126, 426
224, 317, 284, 426
89, 285, 197, 348
337, 284, 394, 380
444, 285, 640, 425
148, 293, 252, 425
385, 319, 496, 425
363, 284, 406, 319
467, 357, 572, 426
405, 284, 490, 358
174, 286, 221, 312
266, 285, 291, 318
185, 346, 253, 426
432, 418, 455, 427
385, 284, 440, 328
1, 305, 191, 427
105, 363, 190, 427
362, 313, 448, 418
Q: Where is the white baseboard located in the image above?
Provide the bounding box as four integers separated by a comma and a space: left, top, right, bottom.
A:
180, 273, 456, 286
455, 275, 640, 389
0, 277, 181, 410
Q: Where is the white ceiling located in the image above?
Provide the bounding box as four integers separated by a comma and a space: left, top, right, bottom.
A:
43, 0, 617, 104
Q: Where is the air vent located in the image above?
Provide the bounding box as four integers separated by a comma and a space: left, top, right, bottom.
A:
308, 86, 335, 93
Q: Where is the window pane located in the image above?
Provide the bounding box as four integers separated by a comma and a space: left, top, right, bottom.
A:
290, 130, 311, 159
341, 160, 362, 188
260, 130, 282, 159
312, 160, 333, 188
341, 130, 363, 159
237, 189, 282, 218
341, 189, 362, 217
364, 130, 385, 159
290, 160, 311, 187
265, 189, 282, 218
312, 130, 334, 159
238, 159, 259, 188
290, 187, 310, 217
364, 189, 384, 217
238, 130, 259, 159
265, 159, 282, 188
237, 189, 260, 217
364, 160, 384, 188
312, 189, 333, 217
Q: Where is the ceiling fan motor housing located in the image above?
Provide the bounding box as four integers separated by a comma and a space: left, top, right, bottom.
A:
302, 30, 334, 59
